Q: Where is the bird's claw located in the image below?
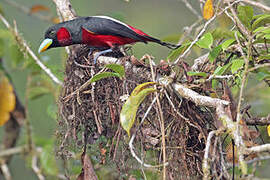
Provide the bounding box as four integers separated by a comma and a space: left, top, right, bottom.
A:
93, 48, 113, 64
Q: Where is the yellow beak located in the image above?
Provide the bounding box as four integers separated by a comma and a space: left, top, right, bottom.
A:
38, 39, 53, 53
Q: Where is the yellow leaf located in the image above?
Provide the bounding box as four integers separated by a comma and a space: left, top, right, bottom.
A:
29, 5, 50, 14
267, 125, 270, 137
131, 82, 156, 96
203, 0, 214, 20
0, 76, 16, 126
120, 82, 156, 137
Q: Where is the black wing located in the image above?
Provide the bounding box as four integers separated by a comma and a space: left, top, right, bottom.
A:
81, 16, 147, 43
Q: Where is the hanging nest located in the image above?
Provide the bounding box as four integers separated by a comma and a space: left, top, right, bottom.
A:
57, 45, 222, 179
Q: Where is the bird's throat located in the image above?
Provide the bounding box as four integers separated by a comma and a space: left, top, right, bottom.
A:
57, 27, 72, 46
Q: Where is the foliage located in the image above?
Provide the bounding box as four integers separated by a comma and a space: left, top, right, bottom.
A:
120, 82, 156, 137
90, 64, 125, 83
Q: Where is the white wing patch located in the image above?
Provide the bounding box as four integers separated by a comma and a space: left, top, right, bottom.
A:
92, 16, 133, 31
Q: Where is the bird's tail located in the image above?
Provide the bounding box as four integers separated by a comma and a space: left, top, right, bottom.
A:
142, 35, 181, 50
158, 41, 181, 49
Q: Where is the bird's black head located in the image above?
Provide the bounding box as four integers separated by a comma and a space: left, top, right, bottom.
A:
44, 26, 61, 47
39, 23, 73, 53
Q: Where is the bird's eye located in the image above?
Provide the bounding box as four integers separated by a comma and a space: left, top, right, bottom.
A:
50, 31, 56, 36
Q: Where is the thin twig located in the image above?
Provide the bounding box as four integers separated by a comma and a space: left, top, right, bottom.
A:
245, 114, 270, 126
216, 104, 247, 175
173, 83, 229, 107
227, 155, 270, 168
180, 0, 202, 19
245, 144, 270, 154
179, 19, 203, 46
32, 148, 45, 180
235, 0, 270, 12
248, 63, 270, 72
128, 97, 169, 168
0, 146, 26, 157
174, 0, 242, 65
0, 14, 63, 86
90, 67, 103, 134
164, 90, 189, 121
148, 56, 167, 179
191, 53, 209, 71
202, 130, 217, 180
206, 75, 234, 81
234, 31, 250, 131
174, 14, 217, 65
227, 1, 249, 37
129, 134, 169, 168
0, 163, 12, 180
25, 76, 34, 152
52, 0, 76, 21
232, 24, 252, 176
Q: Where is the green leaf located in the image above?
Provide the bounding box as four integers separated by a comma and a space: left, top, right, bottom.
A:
254, 26, 270, 33
187, 71, 207, 78
257, 54, 270, 62
256, 71, 270, 81
252, 14, 270, 30
47, 103, 57, 120
212, 28, 235, 39
231, 59, 244, 73
90, 72, 121, 83
120, 82, 156, 137
209, 45, 222, 63
264, 34, 270, 39
254, 27, 270, 40
238, 6, 253, 30
212, 79, 218, 89
221, 39, 235, 50
253, 39, 270, 44
34, 137, 53, 147
167, 41, 190, 61
0, 29, 13, 42
212, 63, 231, 89
9, 44, 24, 67
105, 64, 125, 78
162, 33, 182, 43
40, 144, 58, 176
28, 87, 51, 100
213, 63, 231, 76
260, 26, 270, 33
196, 32, 213, 49
0, 39, 4, 57
0, 5, 3, 15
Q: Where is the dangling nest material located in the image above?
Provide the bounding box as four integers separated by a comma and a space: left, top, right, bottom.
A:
57, 45, 219, 179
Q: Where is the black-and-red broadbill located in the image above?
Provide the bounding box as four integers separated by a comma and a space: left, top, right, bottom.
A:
39, 16, 180, 62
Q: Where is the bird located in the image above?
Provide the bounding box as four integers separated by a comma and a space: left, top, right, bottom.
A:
38, 16, 180, 63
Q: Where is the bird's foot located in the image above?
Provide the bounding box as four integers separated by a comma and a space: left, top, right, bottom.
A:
87, 47, 96, 59
93, 48, 113, 64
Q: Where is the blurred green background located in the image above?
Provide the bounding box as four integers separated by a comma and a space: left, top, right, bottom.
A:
0, 0, 269, 179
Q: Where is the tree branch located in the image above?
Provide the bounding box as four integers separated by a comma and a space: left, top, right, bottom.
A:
245, 114, 270, 126
52, 0, 76, 21
172, 83, 229, 107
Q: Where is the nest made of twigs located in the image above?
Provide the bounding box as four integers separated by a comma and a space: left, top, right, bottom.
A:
57, 45, 219, 179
